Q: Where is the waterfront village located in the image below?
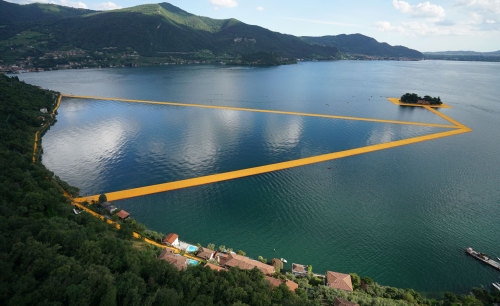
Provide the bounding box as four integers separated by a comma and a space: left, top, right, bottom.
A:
89, 199, 358, 306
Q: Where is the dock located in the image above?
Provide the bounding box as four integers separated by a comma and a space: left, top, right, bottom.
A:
466, 247, 500, 271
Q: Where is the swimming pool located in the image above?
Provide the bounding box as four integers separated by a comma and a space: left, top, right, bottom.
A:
187, 259, 199, 266
186, 245, 198, 252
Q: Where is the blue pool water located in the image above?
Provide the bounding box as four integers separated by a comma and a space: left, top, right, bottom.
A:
186, 246, 198, 252
187, 259, 200, 266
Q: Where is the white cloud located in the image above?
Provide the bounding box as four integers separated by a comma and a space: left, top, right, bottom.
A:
376, 19, 479, 37
5, 0, 40, 4
457, 0, 500, 14
94, 1, 121, 10
256, 6, 264, 11
376, 21, 404, 33
210, 0, 238, 8
393, 0, 445, 19
58, 0, 87, 9
456, 0, 500, 26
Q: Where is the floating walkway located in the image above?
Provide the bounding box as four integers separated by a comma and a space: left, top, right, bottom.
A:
466, 247, 500, 271
386, 97, 452, 108
67, 95, 471, 203
32, 95, 62, 163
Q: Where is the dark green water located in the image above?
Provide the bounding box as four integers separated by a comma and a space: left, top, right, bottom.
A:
19, 60, 500, 293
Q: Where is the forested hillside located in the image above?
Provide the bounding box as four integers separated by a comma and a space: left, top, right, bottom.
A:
0, 1, 338, 71
0, 0, 92, 25
302, 34, 423, 59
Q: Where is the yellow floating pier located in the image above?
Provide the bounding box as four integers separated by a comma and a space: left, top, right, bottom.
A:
75, 127, 469, 203
63, 95, 458, 129
386, 97, 452, 108
32, 95, 62, 163
68, 96, 471, 203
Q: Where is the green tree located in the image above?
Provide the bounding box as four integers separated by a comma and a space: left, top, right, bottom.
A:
218, 245, 225, 252
361, 276, 374, 285
401, 93, 419, 103
98, 193, 107, 204
350, 273, 361, 290
236, 250, 246, 256
207, 243, 215, 250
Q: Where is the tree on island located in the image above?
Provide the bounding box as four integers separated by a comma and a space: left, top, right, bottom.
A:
401, 93, 442, 105
98, 193, 107, 204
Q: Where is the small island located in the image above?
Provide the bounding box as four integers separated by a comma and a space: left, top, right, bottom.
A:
401, 93, 443, 105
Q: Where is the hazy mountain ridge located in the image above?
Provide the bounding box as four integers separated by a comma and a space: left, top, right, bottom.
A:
423, 50, 500, 62
424, 50, 500, 55
302, 34, 423, 59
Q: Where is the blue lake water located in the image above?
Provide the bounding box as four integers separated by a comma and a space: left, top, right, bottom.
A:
18, 60, 500, 293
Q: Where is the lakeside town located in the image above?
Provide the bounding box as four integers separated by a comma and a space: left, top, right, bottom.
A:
81, 198, 361, 305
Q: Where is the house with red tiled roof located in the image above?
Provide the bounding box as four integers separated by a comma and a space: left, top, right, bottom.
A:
163, 233, 179, 247
205, 262, 227, 272
271, 258, 283, 272
265, 276, 299, 292
159, 248, 175, 257
292, 263, 308, 277
197, 247, 215, 260
326, 271, 353, 292
116, 210, 130, 220
285, 279, 299, 292
265, 276, 283, 287
219, 253, 275, 275
334, 297, 359, 306
158, 252, 187, 271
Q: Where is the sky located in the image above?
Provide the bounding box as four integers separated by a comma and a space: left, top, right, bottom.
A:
6, 0, 500, 52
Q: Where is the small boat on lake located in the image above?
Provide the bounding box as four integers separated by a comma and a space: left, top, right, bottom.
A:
492, 282, 500, 292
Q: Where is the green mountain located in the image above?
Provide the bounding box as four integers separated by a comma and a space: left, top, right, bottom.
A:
302, 34, 423, 59
0, 1, 427, 71
0, 1, 339, 69
0, 0, 93, 25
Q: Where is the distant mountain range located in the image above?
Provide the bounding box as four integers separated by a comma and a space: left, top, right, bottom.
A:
0, 1, 423, 71
424, 50, 500, 61
302, 34, 423, 59
425, 50, 500, 56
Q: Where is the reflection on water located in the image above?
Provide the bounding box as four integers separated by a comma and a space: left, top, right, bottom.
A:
265, 115, 303, 152
28, 60, 500, 293
45, 98, 448, 196
43, 116, 135, 193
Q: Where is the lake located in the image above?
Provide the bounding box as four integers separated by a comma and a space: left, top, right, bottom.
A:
18, 60, 500, 293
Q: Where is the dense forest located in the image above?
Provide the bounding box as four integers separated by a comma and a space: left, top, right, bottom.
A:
1, 74, 499, 305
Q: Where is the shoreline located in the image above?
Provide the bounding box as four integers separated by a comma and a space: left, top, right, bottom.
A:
2, 56, 424, 74
37, 93, 480, 295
